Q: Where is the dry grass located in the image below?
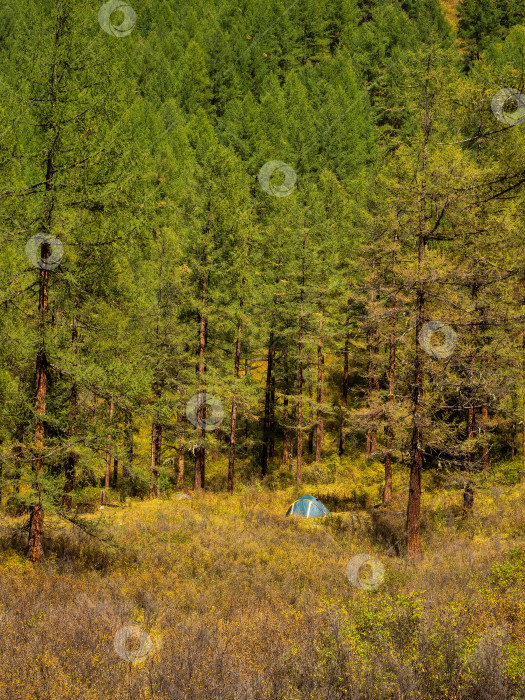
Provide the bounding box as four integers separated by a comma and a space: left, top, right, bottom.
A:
0, 468, 525, 699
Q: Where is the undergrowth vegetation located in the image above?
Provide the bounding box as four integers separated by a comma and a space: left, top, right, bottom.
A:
1, 462, 524, 699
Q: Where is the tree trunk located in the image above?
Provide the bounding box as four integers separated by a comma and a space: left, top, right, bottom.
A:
282, 349, 290, 466
177, 443, 185, 488
467, 284, 479, 470
194, 401, 206, 492
105, 401, 114, 491
297, 354, 303, 485
28, 18, 64, 560
383, 231, 397, 505
63, 307, 78, 509
228, 400, 238, 495
339, 318, 350, 455
194, 273, 207, 492
522, 330, 525, 483
477, 292, 489, 473
316, 310, 324, 463
269, 376, 276, 459
149, 407, 162, 498
366, 284, 379, 457
366, 322, 373, 456
63, 383, 77, 510
297, 233, 306, 485
468, 404, 475, 440
177, 411, 185, 488
481, 405, 489, 472
407, 286, 424, 558
228, 293, 243, 495
384, 325, 395, 505
261, 331, 275, 476
28, 504, 44, 563
13, 443, 22, 494
28, 251, 49, 562
463, 482, 474, 515
124, 411, 133, 479
213, 428, 219, 462
407, 59, 431, 559
308, 382, 314, 455
282, 395, 289, 466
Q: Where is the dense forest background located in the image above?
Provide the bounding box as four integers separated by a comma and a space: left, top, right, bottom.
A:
3, 2, 525, 699
2, 0, 525, 561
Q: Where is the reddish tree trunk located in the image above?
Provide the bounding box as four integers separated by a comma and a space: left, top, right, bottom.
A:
384, 325, 395, 505
407, 287, 424, 558
269, 376, 276, 459
261, 331, 275, 476
28, 21, 62, 560
308, 382, 314, 455
177, 411, 185, 488
228, 401, 238, 494
28, 254, 49, 562
482, 404, 489, 472
316, 312, 324, 463
383, 232, 398, 505
468, 285, 479, 469
228, 292, 243, 495
297, 233, 306, 485
366, 283, 379, 456
150, 393, 162, 497
212, 428, 219, 462
282, 395, 289, 466
406, 59, 433, 560
105, 401, 114, 490
124, 411, 133, 480
297, 353, 303, 485
194, 273, 207, 492
28, 504, 44, 563
522, 331, 525, 483
63, 309, 78, 509
339, 320, 349, 455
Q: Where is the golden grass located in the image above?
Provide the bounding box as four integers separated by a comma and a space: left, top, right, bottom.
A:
1, 466, 524, 698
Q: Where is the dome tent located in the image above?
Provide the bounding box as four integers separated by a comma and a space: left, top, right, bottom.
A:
285, 494, 332, 518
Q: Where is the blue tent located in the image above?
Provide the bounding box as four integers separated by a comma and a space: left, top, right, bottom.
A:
285, 494, 332, 518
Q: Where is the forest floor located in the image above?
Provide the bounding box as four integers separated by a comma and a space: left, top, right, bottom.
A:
1, 458, 525, 698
